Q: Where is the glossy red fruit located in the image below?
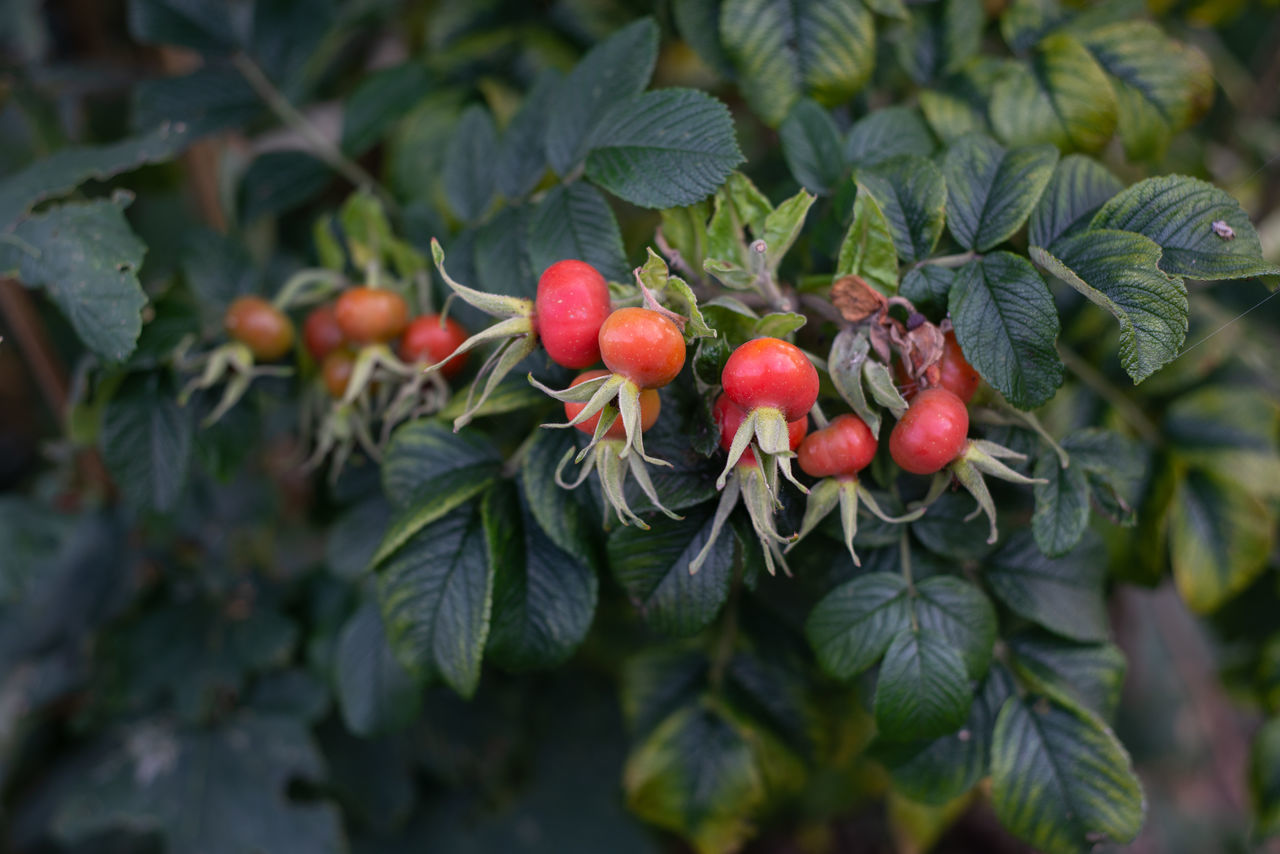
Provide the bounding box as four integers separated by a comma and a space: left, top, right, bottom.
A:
334, 287, 410, 344
224, 296, 295, 361
564, 370, 660, 439
889, 387, 969, 475
534, 260, 612, 369
713, 394, 807, 453
302, 303, 345, 362
598, 307, 686, 389
937, 330, 981, 404
722, 337, 819, 421
399, 314, 469, 378
321, 348, 356, 398
798, 414, 878, 479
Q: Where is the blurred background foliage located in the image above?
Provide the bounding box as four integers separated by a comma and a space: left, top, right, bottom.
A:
1, 0, 1279, 852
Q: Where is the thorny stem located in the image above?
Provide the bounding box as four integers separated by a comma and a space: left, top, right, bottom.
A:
231, 54, 399, 216
1057, 344, 1161, 444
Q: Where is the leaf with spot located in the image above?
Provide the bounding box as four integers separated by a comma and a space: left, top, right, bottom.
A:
1030, 230, 1187, 384
949, 253, 1063, 409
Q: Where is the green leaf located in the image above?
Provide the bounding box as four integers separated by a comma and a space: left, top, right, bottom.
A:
900, 265, 954, 318
54, 714, 343, 854
127, 0, 239, 52
521, 429, 600, 567
990, 33, 1118, 153
720, 0, 874, 126
1032, 451, 1090, 557
949, 253, 1063, 409
942, 134, 1058, 251
985, 530, 1109, 643
875, 667, 1014, 804
990, 696, 1144, 853
760, 189, 816, 272
238, 151, 332, 222
585, 88, 744, 209
335, 599, 422, 736
1078, 22, 1214, 161
1164, 386, 1280, 502
1007, 630, 1126, 720
1170, 469, 1275, 614
622, 647, 709, 737
1061, 428, 1145, 524
673, 0, 736, 77
607, 508, 736, 637
779, 99, 845, 195
1, 195, 147, 361
805, 573, 911, 679
874, 629, 973, 742
844, 106, 936, 168
483, 484, 597, 670
1000, 0, 1065, 53
101, 373, 192, 513
913, 576, 997, 680
443, 106, 498, 224
373, 422, 502, 568
836, 184, 899, 295
340, 62, 431, 157
528, 182, 630, 283
546, 18, 658, 175
1028, 154, 1122, 249
325, 495, 391, 580
495, 69, 560, 200
1029, 230, 1187, 383
475, 206, 536, 300
251, 0, 333, 86
1251, 718, 1280, 837
624, 704, 765, 854
132, 67, 260, 137
378, 501, 493, 698
0, 123, 192, 228
893, 0, 986, 85
918, 57, 1014, 143
857, 155, 947, 263
386, 92, 464, 204
1090, 175, 1280, 281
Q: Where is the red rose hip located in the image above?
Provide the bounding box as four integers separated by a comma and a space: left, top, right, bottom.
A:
534, 260, 612, 369
598, 307, 686, 389
889, 387, 969, 475
798, 414, 877, 479
565, 370, 660, 439
722, 338, 819, 420
399, 314, 469, 378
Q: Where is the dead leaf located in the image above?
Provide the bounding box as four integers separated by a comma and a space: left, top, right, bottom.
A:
830, 274, 886, 323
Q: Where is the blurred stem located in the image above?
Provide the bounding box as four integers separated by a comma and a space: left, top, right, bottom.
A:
899, 530, 918, 604
1057, 344, 1160, 444
911, 251, 977, 270
231, 53, 399, 216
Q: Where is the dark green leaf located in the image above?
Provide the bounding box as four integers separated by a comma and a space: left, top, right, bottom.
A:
101, 373, 192, 512
326, 495, 391, 580
912, 491, 996, 562
720, 0, 874, 126
913, 576, 997, 679
0, 124, 192, 228
874, 629, 972, 742
990, 33, 1118, 153
918, 57, 1013, 143
673, 0, 735, 77
1028, 154, 1122, 249
991, 696, 1144, 853
1032, 452, 1090, 557
1030, 229, 1187, 383
341, 63, 431, 156
857, 155, 946, 263
806, 573, 911, 679
520, 429, 599, 567
893, 0, 985, 85
779, 99, 845, 195
900, 265, 954, 318
949, 253, 1063, 409
495, 69, 560, 200
1061, 428, 1145, 524
127, 0, 239, 52
475, 206, 536, 300
546, 18, 658, 175
374, 422, 502, 568
386, 92, 464, 204
238, 151, 332, 222
1251, 718, 1280, 836
1170, 469, 1274, 614
985, 530, 1109, 642
1, 195, 147, 361
1090, 175, 1280, 281
483, 484, 597, 670
942, 134, 1058, 251
378, 501, 493, 697
875, 667, 1014, 804
443, 106, 498, 224
586, 88, 744, 209
131, 67, 260, 137
621, 647, 709, 737
56, 715, 342, 853
251, 0, 333, 86
1078, 22, 1214, 161
844, 106, 935, 168
1000, 0, 1066, 53
607, 508, 736, 637
335, 600, 423, 736
1007, 630, 1126, 720
527, 182, 629, 282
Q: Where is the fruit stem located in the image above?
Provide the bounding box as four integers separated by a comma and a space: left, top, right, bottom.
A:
911, 251, 978, 270
899, 530, 919, 619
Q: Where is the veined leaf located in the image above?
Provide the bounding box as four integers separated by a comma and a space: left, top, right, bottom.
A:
985, 530, 1109, 643
443, 106, 498, 224
836, 184, 899, 295
527, 182, 629, 282
912, 576, 997, 680
1028, 154, 1122, 249
893, 0, 985, 85
949, 253, 1063, 409
779, 99, 845, 195
857, 155, 947, 263
844, 106, 936, 168
942, 134, 1058, 251
1090, 175, 1280, 281
806, 573, 911, 679
874, 629, 973, 742
1032, 451, 1090, 557
1007, 630, 1126, 720
1030, 230, 1187, 384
